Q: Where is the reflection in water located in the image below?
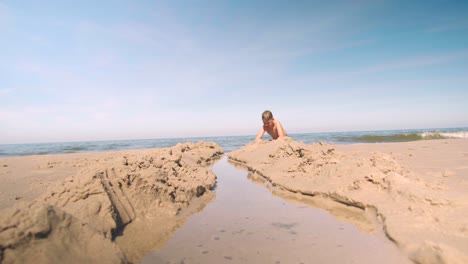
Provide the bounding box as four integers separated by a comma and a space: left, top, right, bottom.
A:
243, 169, 377, 234
141, 156, 410, 263
116, 190, 216, 263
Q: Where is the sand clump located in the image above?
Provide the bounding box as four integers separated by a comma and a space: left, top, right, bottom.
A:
0, 142, 223, 264
228, 137, 468, 264
0, 203, 127, 263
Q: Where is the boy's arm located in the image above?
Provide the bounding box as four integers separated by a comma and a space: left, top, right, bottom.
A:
255, 127, 265, 140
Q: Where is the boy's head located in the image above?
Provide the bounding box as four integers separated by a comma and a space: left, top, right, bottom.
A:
262, 110, 274, 127
262, 110, 273, 121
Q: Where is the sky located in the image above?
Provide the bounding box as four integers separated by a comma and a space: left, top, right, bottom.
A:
1, 0, 468, 144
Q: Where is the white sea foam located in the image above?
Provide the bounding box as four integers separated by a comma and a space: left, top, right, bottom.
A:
421, 131, 468, 139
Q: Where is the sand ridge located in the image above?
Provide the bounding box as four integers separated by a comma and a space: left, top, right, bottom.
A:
0, 142, 223, 263
228, 137, 468, 264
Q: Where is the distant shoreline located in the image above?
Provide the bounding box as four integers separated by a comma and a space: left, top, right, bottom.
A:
1, 127, 468, 157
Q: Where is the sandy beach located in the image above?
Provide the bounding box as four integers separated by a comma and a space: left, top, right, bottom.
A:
2, 0, 467, 263
0, 142, 223, 263
229, 138, 468, 264
1, 138, 467, 263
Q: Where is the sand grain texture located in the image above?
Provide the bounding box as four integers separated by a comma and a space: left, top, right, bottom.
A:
228, 138, 468, 264
0, 142, 223, 263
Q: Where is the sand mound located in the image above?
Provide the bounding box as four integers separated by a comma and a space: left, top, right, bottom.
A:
228, 137, 468, 264
0, 142, 223, 263
0, 202, 127, 264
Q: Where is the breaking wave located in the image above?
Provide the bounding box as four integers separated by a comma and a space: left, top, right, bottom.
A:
335, 130, 468, 143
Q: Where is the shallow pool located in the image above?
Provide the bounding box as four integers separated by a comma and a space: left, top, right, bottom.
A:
141, 156, 410, 263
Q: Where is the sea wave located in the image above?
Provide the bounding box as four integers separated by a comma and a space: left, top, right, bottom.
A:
335, 130, 468, 143
1, 128, 467, 157
63, 147, 88, 152
421, 131, 468, 139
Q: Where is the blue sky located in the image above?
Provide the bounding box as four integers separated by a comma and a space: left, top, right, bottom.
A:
1, 0, 467, 144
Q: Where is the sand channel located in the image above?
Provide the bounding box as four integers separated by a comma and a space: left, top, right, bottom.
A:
141, 156, 410, 264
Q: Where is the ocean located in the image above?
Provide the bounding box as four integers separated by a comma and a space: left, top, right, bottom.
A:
1, 127, 467, 157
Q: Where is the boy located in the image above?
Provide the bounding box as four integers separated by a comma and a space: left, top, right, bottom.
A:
255, 110, 287, 140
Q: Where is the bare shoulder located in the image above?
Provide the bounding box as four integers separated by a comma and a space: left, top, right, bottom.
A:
274, 119, 286, 135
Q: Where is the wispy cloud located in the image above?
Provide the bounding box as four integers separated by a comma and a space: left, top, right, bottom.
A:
426, 22, 468, 33
13, 61, 88, 93
1, 1, 467, 143
0, 88, 15, 96
0, 3, 13, 31
332, 50, 468, 78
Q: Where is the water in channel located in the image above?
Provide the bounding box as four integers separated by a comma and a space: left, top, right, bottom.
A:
141, 156, 410, 264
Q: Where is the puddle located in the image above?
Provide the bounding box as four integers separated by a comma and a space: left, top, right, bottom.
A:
141, 156, 410, 263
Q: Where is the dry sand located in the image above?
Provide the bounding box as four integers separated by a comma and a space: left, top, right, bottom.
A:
0, 142, 223, 263
228, 138, 468, 264
1, 138, 467, 263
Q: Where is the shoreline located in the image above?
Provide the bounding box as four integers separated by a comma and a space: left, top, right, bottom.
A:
228, 138, 468, 263
2, 127, 466, 158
